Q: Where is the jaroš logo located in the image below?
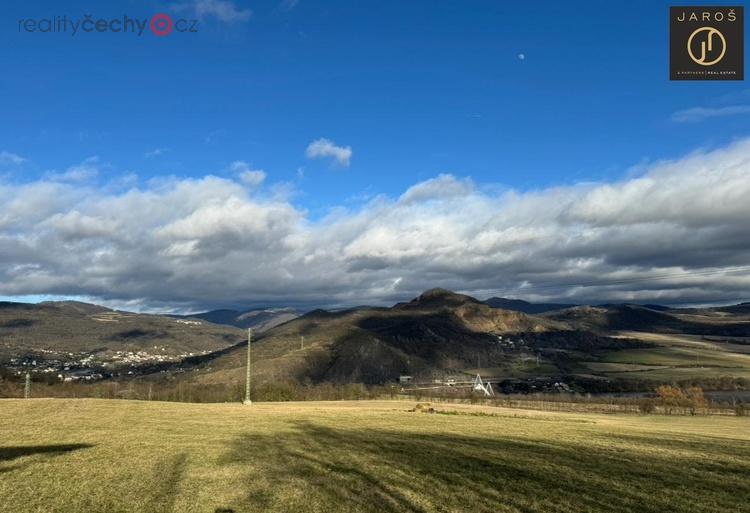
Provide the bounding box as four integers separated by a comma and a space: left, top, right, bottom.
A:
687, 27, 726, 65
669, 6, 743, 81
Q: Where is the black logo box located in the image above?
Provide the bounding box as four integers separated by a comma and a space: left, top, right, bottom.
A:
670, 6, 744, 81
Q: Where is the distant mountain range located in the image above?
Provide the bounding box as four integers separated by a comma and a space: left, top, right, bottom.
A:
3, 291, 750, 390
173, 307, 299, 332
0, 300, 245, 375
180, 290, 750, 388
482, 297, 680, 314
188, 288, 562, 385
483, 297, 577, 314
543, 303, 750, 336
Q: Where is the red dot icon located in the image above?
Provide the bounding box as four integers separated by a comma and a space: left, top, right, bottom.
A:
150, 13, 173, 36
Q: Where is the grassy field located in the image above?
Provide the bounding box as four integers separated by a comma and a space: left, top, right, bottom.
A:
601, 346, 750, 367
1, 399, 749, 513
579, 334, 750, 382
602, 366, 750, 381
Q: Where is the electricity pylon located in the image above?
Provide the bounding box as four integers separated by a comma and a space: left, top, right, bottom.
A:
244, 328, 252, 405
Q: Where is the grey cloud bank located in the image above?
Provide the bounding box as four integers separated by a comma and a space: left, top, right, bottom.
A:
1, 139, 750, 311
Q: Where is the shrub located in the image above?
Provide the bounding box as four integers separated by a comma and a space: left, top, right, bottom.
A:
655, 385, 708, 415
685, 387, 708, 416
411, 403, 435, 413
655, 385, 684, 415
638, 398, 656, 414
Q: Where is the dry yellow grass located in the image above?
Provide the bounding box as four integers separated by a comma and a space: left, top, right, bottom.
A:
1, 399, 749, 512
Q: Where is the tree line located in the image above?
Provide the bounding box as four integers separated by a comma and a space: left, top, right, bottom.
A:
1, 377, 746, 416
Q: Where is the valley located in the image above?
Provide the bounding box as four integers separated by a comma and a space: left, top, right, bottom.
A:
0, 301, 245, 382
2, 290, 750, 396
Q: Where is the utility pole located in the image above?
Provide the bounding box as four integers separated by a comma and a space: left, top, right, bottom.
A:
244, 328, 252, 405
24, 372, 30, 399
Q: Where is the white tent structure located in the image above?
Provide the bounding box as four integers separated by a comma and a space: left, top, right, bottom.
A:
473, 374, 494, 397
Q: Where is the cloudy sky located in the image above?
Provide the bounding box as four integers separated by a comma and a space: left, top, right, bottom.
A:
2, 0, 750, 311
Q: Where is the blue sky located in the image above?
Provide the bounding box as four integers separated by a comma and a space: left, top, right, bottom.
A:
3, 1, 748, 206
2, 1, 750, 310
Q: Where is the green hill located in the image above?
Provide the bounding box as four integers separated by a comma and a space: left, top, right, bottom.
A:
0, 301, 244, 377
183, 289, 581, 386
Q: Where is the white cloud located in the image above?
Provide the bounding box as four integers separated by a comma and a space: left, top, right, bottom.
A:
672, 105, 750, 123
279, 0, 300, 11
305, 138, 352, 167
2, 140, 750, 309
175, 0, 252, 23
41, 211, 120, 241
399, 174, 474, 205
45, 156, 100, 182
145, 148, 168, 158
239, 170, 266, 187
229, 161, 266, 188
0, 151, 25, 166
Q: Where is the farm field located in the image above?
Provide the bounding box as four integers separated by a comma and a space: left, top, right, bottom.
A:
578, 334, 750, 382
601, 365, 750, 381
615, 331, 750, 354
601, 346, 750, 368
1, 399, 749, 513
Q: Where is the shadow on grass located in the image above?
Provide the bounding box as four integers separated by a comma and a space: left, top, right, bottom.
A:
0, 443, 94, 475
145, 452, 188, 513
0, 443, 94, 462
218, 422, 750, 513
593, 431, 750, 455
